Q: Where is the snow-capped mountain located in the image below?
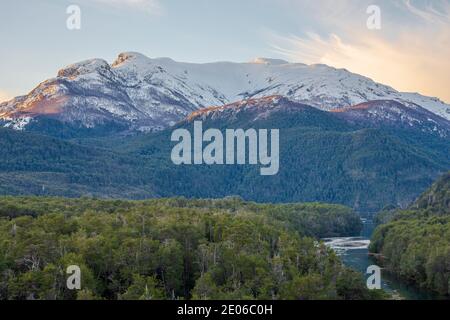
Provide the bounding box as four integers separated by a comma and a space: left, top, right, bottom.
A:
1, 51, 449, 132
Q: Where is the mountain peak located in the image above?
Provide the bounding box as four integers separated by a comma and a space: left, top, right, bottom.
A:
250, 57, 289, 65
111, 52, 151, 68
57, 59, 110, 78
186, 95, 309, 123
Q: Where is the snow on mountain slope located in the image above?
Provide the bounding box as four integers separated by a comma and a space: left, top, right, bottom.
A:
396, 92, 450, 121
1, 51, 449, 133
186, 95, 307, 123
185, 96, 450, 138
331, 100, 450, 138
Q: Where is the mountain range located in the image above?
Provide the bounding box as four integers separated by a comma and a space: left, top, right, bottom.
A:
1, 52, 449, 135
0, 52, 449, 212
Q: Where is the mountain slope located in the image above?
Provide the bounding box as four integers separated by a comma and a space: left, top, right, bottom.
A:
370, 172, 450, 296
331, 100, 450, 138
94, 97, 450, 212
1, 52, 449, 135
0, 127, 157, 198
1, 96, 449, 212
412, 171, 450, 214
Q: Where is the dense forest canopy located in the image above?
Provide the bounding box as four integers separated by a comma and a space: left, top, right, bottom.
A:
0, 196, 383, 300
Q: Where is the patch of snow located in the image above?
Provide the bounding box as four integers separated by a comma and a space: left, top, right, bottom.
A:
4, 117, 32, 130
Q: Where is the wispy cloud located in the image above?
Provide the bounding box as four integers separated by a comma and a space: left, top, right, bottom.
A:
89, 0, 163, 15
401, 0, 450, 24
270, 0, 450, 102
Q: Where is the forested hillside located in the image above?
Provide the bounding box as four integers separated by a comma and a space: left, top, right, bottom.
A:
0, 127, 157, 198
101, 104, 449, 212
370, 172, 450, 296
1, 95, 449, 212
0, 196, 383, 300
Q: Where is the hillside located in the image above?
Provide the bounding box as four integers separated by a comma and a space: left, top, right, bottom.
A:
370, 172, 450, 296
0, 127, 157, 198
103, 97, 450, 212
0, 97, 449, 212
413, 172, 450, 214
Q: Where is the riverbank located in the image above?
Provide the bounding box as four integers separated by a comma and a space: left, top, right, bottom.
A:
324, 219, 444, 300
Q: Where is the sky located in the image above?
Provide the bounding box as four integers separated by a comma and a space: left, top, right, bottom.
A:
0, 0, 449, 103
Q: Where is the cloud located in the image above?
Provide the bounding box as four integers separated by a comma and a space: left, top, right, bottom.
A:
90, 0, 163, 15
401, 0, 450, 24
270, 0, 450, 103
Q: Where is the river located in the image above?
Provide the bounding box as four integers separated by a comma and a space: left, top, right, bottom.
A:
323, 218, 441, 300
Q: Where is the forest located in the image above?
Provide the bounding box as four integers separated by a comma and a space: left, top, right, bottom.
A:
370, 172, 450, 296
1, 99, 449, 213
0, 196, 383, 300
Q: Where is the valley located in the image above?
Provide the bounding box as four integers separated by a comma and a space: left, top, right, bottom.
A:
0, 52, 449, 301
369, 172, 450, 297
325, 218, 444, 300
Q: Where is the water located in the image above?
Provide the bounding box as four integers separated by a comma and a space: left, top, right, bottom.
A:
323, 219, 442, 300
